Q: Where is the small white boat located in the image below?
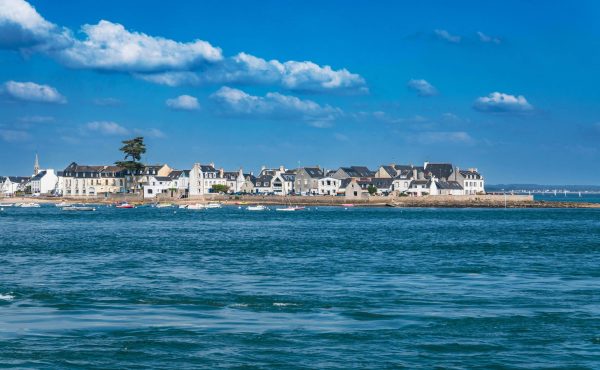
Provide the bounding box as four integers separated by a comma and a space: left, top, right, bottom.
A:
247, 205, 266, 211
62, 206, 96, 212
276, 207, 296, 212
155, 203, 173, 208
55, 202, 69, 207
115, 202, 134, 209
178, 204, 188, 209
19, 203, 41, 208
204, 203, 222, 209
186, 204, 205, 210
0, 203, 14, 207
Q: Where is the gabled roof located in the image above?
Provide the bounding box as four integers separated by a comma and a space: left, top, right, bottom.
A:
424, 163, 453, 179
301, 167, 324, 178
338, 166, 374, 178
31, 170, 46, 181
371, 178, 394, 188
379, 165, 397, 177
281, 173, 295, 181
459, 169, 482, 179
5, 176, 29, 183
153, 176, 172, 182
436, 181, 463, 190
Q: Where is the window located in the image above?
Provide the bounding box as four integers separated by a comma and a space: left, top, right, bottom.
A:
147, 189, 153, 194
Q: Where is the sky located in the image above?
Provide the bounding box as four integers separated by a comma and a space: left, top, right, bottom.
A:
1, 0, 599, 184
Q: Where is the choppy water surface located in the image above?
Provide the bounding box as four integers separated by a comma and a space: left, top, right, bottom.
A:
1, 205, 599, 369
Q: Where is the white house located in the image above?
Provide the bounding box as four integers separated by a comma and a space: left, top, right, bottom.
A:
223, 169, 245, 193
168, 170, 190, 197
30, 169, 58, 194
143, 175, 174, 199
318, 177, 342, 195
455, 168, 485, 195
1, 176, 29, 196
189, 163, 227, 196
407, 180, 435, 197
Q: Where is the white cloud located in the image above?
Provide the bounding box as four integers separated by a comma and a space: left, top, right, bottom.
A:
2, 1, 366, 94
210, 86, 342, 125
137, 52, 367, 93
411, 131, 473, 144
56, 20, 222, 72
477, 31, 501, 44
85, 121, 129, 135
0, 0, 70, 51
166, 94, 200, 111
0, 128, 30, 141
434, 29, 461, 43
473, 92, 533, 113
2, 81, 67, 103
407, 79, 438, 97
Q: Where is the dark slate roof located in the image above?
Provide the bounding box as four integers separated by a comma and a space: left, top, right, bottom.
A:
339, 178, 353, 189
281, 174, 295, 181
394, 164, 413, 171
153, 176, 172, 182
255, 174, 273, 187
424, 163, 453, 180
394, 169, 414, 179
5, 176, 29, 183
301, 167, 324, 178
339, 166, 374, 178
199, 165, 217, 172
410, 180, 429, 186
459, 170, 482, 179
222, 171, 240, 180
380, 165, 397, 177
436, 181, 464, 190
371, 178, 394, 188
31, 171, 46, 181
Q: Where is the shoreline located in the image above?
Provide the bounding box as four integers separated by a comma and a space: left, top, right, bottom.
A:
3, 195, 599, 209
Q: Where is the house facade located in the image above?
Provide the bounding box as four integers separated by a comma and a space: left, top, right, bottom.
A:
59, 163, 126, 196
454, 168, 485, 195
30, 169, 58, 194
318, 177, 342, 195
1, 176, 29, 196
294, 167, 324, 195
189, 163, 227, 196
143, 175, 174, 199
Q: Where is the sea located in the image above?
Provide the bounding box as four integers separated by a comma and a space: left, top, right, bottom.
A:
1, 204, 599, 369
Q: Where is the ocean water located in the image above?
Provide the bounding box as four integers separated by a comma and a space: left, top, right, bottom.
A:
534, 193, 600, 203
1, 205, 599, 369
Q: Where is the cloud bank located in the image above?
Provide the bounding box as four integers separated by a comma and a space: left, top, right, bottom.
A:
1, 0, 366, 93
210, 86, 342, 126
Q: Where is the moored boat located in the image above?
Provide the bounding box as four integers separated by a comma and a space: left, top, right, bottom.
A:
247, 205, 266, 211
186, 204, 205, 210
19, 203, 41, 208
116, 202, 134, 209
204, 203, 222, 209
0, 203, 14, 207
62, 206, 96, 211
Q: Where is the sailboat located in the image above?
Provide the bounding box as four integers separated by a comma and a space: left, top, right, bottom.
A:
276, 195, 305, 211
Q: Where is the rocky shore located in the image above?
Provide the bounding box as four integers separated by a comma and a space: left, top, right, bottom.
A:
3, 195, 599, 209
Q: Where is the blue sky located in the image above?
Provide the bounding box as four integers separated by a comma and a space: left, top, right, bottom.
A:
1, 0, 599, 184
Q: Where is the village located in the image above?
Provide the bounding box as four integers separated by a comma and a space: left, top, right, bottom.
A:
1, 153, 485, 200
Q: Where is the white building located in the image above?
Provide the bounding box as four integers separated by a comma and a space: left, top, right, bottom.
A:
318, 177, 342, 195
189, 163, 227, 196
30, 169, 58, 194
1, 176, 29, 196
223, 169, 245, 193
143, 175, 174, 199
455, 168, 485, 195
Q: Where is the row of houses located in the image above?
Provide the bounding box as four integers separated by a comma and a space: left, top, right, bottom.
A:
1, 156, 485, 199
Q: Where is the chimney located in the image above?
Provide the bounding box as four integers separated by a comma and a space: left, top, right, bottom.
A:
261, 165, 266, 172
424, 161, 429, 169
279, 165, 285, 172
412, 168, 417, 179
455, 167, 459, 181
209, 162, 215, 168
219, 168, 224, 178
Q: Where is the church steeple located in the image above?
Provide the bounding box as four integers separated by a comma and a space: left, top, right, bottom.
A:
33, 153, 40, 176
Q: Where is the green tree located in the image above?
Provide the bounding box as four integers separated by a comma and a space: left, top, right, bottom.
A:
211, 184, 229, 193
367, 184, 377, 195
115, 137, 146, 192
